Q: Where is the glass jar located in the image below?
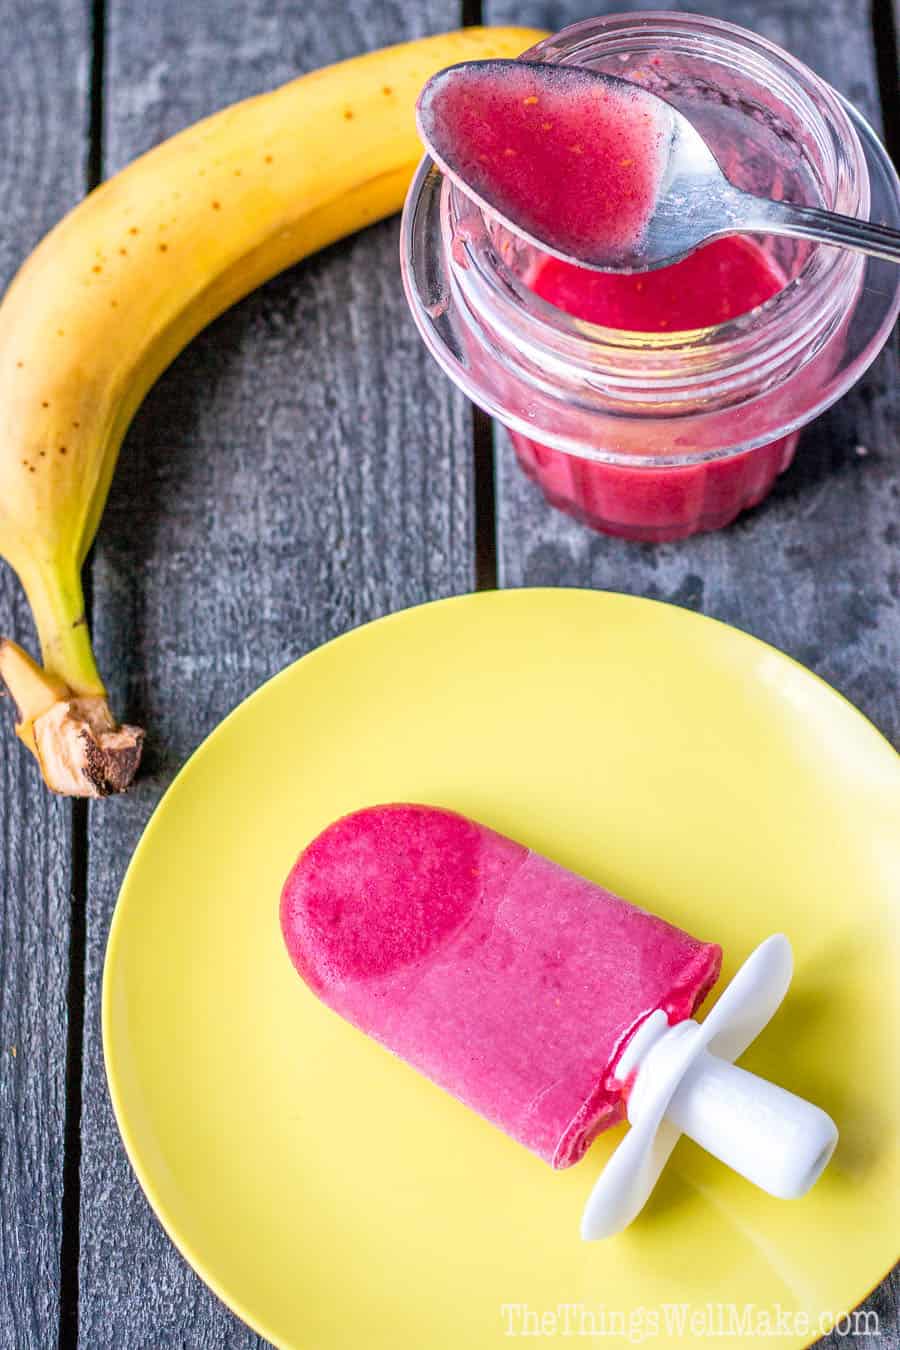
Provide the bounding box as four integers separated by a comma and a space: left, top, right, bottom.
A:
401, 13, 900, 542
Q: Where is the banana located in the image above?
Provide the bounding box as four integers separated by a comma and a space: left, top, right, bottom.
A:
0, 26, 545, 796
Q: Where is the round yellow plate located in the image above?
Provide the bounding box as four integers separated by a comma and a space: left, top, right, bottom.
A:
104, 589, 900, 1350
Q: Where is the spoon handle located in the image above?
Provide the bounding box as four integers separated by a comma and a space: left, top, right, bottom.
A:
741, 195, 900, 263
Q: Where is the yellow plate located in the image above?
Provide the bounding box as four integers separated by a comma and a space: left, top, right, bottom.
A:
104, 589, 899, 1350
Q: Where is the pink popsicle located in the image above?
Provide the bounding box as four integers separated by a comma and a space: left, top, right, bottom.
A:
280, 804, 721, 1168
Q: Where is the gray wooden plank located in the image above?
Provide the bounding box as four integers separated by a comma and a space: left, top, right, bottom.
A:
0, 586, 73, 1350
486, 2, 899, 1348
0, 3, 90, 1346
78, 1, 469, 1345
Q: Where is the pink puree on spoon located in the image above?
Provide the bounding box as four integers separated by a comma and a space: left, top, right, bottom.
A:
428, 62, 795, 540
420, 61, 668, 261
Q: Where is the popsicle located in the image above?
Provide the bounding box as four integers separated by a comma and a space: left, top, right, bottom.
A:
280, 802, 721, 1167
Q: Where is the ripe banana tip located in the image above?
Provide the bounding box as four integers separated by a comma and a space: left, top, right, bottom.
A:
0, 638, 144, 797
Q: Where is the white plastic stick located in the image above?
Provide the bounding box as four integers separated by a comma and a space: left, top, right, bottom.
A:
580, 935, 838, 1240
666, 1049, 837, 1199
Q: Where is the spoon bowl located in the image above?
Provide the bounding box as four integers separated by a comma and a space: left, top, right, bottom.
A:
417, 59, 900, 272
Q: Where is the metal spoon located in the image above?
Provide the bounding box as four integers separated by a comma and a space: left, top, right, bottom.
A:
417, 59, 900, 273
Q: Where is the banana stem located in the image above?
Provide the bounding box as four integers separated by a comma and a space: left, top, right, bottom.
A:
16, 557, 106, 696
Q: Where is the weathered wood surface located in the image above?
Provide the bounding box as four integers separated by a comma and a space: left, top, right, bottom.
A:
0, 3, 89, 1347
77, 1, 470, 1345
486, 2, 900, 1347
0, 0, 896, 1346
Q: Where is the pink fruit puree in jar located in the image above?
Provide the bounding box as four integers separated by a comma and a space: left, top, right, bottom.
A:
401, 15, 900, 542
513, 241, 798, 540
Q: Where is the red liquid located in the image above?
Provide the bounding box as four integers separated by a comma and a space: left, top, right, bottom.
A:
534, 237, 783, 331
513, 239, 797, 540
420, 62, 666, 262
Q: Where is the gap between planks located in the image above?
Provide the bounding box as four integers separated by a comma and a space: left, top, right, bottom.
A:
461, 0, 500, 590
57, 1, 107, 1346
871, 0, 900, 163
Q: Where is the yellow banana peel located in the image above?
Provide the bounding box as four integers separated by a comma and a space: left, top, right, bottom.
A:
0, 26, 546, 796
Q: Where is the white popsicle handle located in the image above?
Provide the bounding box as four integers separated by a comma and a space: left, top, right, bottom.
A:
665, 1048, 838, 1199
581, 936, 840, 1241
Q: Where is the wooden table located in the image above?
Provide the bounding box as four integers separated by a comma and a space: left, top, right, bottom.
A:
0, 1, 897, 1345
